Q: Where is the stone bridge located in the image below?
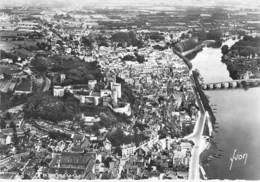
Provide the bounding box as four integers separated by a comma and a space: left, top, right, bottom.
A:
201, 79, 260, 90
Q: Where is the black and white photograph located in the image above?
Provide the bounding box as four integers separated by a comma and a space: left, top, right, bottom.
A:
0, 0, 259, 180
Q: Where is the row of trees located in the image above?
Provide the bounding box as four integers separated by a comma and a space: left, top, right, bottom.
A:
192, 29, 223, 48
222, 36, 260, 57
193, 29, 222, 42
230, 35, 260, 57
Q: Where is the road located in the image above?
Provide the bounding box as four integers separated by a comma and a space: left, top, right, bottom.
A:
184, 87, 208, 180
172, 48, 210, 180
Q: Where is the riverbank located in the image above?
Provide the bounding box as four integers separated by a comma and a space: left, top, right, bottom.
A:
182, 40, 223, 61
172, 47, 216, 180
188, 37, 260, 180
204, 88, 260, 180
222, 56, 260, 80
221, 35, 260, 80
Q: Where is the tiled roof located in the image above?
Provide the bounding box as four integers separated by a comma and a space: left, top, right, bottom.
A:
15, 78, 32, 92
0, 64, 20, 75
72, 134, 84, 141
0, 79, 17, 93
1, 128, 25, 136
49, 152, 95, 176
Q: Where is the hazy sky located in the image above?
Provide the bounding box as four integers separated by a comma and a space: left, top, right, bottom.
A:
1, 0, 260, 8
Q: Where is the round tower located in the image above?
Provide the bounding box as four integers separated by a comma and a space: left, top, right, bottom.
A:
112, 88, 118, 107
111, 83, 121, 98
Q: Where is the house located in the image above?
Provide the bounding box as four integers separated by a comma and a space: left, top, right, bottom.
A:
81, 114, 100, 126
77, 95, 100, 106
5, 104, 24, 115
88, 80, 97, 90
0, 128, 25, 145
112, 103, 131, 116
105, 74, 116, 87
103, 138, 112, 152
95, 161, 106, 175
180, 142, 192, 151
3, 119, 24, 129
1, 58, 13, 64
71, 134, 85, 145
121, 143, 136, 157
48, 152, 96, 179
60, 74, 66, 83
118, 70, 130, 80
0, 79, 17, 93
53, 86, 65, 97
124, 78, 134, 85
17, 21, 39, 32
100, 89, 111, 98
135, 147, 149, 157
0, 133, 5, 145
81, 138, 91, 151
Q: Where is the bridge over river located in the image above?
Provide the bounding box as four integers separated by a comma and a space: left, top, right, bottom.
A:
202, 79, 260, 90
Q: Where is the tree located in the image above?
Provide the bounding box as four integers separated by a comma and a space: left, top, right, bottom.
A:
31, 55, 103, 84
94, 81, 105, 92
10, 121, 18, 145
31, 57, 48, 73
0, 120, 6, 129
24, 92, 80, 122
81, 36, 94, 49
221, 45, 229, 55
10, 121, 16, 129
96, 34, 109, 47
239, 48, 250, 57
206, 30, 222, 41
107, 129, 125, 146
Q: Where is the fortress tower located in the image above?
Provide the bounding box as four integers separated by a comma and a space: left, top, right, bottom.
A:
111, 82, 121, 98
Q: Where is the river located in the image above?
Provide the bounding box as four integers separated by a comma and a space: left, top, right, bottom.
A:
191, 39, 260, 180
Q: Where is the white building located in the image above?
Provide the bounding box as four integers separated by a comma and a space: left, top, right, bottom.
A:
103, 138, 112, 151
100, 89, 111, 97
53, 86, 65, 97
60, 74, 66, 83
111, 82, 121, 98
88, 80, 97, 90
112, 103, 131, 116
81, 114, 100, 126
17, 21, 39, 32
121, 143, 136, 157
79, 95, 100, 106
111, 88, 118, 106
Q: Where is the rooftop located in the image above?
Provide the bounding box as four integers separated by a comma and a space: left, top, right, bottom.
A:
14, 78, 32, 92
49, 152, 96, 176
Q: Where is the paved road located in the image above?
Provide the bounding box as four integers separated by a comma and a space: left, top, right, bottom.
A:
184, 90, 208, 179
172, 48, 209, 180
183, 71, 210, 180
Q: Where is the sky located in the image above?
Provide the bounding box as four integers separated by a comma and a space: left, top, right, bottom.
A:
0, 0, 260, 8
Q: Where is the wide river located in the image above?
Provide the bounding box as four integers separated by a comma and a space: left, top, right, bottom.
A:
191, 39, 260, 180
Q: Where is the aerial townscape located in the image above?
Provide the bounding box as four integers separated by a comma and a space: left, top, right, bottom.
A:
0, 0, 260, 180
